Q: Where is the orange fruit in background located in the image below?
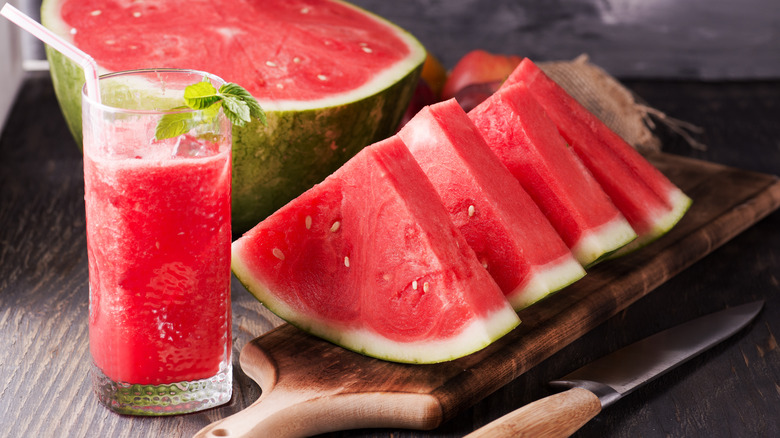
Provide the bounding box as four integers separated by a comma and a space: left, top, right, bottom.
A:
421, 52, 448, 99
441, 50, 522, 100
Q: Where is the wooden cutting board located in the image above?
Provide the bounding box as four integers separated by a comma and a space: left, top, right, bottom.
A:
196, 153, 780, 438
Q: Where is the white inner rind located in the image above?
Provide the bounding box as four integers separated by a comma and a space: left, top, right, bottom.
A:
506, 253, 586, 310
647, 188, 693, 240
231, 244, 521, 364
571, 215, 637, 267
611, 188, 693, 257
322, 305, 520, 364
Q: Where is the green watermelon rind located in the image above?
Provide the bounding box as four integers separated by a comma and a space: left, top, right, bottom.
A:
230, 69, 421, 232
508, 254, 585, 310
609, 187, 693, 258
231, 248, 521, 364
572, 214, 638, 268
44, 44, 86, 144
41, 0, 426, 234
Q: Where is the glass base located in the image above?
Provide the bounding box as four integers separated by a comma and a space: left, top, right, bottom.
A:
91, 362, 232, 416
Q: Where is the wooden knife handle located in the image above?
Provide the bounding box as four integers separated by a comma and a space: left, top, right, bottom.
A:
464, 387, 602, 438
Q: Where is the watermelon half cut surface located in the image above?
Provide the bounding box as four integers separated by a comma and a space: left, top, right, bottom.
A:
503, 59, 692, 253
41, 0, 426, 233
398, 99, 585, 310
469, 83, 637, 267
231, 136, 520, 364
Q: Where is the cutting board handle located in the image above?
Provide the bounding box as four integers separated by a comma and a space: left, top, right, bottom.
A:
194, 390, 443, 438
194, 334, 445, 438
194, 390, 329, 438
194, 390, 303, 438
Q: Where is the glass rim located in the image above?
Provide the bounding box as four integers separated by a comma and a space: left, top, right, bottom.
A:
81, 68, 227, 116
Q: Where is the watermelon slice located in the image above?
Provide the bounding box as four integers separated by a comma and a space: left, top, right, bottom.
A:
469, 83, 637, 267
41, 0, 426, 233
231, 136, 520, 364
503, 59, 692, 252
398, 99, 585, 310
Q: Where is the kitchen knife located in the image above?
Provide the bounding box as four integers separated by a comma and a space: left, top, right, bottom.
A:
465, 300, 764, 438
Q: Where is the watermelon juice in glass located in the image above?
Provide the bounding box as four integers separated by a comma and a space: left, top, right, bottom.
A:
81, 69, 232, 415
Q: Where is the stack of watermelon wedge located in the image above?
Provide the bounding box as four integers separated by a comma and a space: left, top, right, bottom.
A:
501, 59, 692, 254
232, 58, 692, 364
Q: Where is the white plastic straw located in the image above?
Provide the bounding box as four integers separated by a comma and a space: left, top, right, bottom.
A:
1, 3, 101, 102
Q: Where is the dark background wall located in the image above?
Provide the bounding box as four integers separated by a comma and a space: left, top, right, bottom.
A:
351, 0, 779, 80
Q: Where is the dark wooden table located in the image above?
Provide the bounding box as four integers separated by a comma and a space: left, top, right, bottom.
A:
1, 71, 779, 437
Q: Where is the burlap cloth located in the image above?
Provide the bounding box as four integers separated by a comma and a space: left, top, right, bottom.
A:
538, 54, 705, 153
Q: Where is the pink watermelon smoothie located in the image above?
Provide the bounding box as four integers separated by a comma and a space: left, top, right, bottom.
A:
469, 83, 637, 267
398, 99, 585, 310
84, 138, 232, 385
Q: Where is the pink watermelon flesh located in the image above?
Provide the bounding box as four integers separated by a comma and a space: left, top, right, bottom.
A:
231, 136, 520, 364
57, 0, 411, 102
398, 99, 585, 310
503, 59, 692, 251
468, 83, 637, 267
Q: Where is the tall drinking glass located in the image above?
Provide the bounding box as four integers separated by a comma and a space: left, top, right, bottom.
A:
82, 69, 232, 415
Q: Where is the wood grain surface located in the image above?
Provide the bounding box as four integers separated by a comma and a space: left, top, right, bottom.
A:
1, 75, 779, 438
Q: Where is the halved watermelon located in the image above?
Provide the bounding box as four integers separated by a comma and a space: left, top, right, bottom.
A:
469, 83, 637, 267
41, 0, 426, 233
231, 136, 520, 364
398, 99, 585, 310
503, 59, 692, 252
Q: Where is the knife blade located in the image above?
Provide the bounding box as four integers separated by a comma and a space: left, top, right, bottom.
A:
464, 300, 764, 438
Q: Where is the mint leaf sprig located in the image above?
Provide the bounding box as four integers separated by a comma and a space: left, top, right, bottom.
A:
155, 80, 266, 141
